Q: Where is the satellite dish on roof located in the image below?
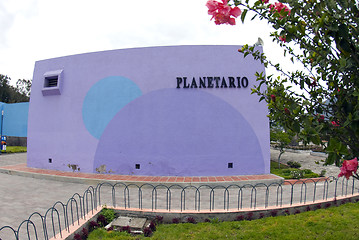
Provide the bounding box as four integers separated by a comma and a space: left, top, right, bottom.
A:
254, 37, 264, 46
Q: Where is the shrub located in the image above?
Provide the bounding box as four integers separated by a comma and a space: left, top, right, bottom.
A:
210, 217, 221, 224
186, 217, 197, 224
143, 227, 152, 237
270, 210, 278, 217
287, 161, 301, 169
245, 212, 253, 221
172, 218, 180, 224
149, 221, 156, 231
81, 228, 88, 238
101, 208, 116, 224
73, 233, 82, 240
155, 215, 163, 224
290, 170, 304, 179
89, 220, 99, 231
97, 214, 107, 227
235, 215, 244, 221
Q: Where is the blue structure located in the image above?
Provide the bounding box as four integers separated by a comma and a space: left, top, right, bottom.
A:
0, 102, 29, 137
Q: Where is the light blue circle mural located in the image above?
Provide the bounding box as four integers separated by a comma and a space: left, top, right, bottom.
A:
82, 76, 142, 139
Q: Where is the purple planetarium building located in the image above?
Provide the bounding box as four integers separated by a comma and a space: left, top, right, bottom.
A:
27, 45, 269, 176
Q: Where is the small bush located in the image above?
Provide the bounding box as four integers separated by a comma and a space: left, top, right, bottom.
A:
287, 161, 301, 169
290, 170, 304, 179
143, 227, 152, 237
81, 228, 88, 238
89, 220, 99, 231
270, 210, 278, 217
210, 217, 221, 224
204, 218, 211, 222
149, 221, 156, 231
187, 217, 197, 224
245, 212, 253, 221
97, 214, 107, 227
325, 203, 332, 208
74, 233, 82, 240
172, 218, 180, 224
155, 215, 163, 224
101, 208, 116, 224
235, 215, 244, 221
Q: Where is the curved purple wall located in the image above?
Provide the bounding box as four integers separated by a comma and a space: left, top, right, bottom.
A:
27, 45, 269, 176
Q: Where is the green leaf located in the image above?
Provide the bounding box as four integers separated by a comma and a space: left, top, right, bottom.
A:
241, 9, 248, 23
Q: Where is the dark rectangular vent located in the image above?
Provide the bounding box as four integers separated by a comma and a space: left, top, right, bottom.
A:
228, 162, 233, 168
135, 164, 140, 169
44, 76, 58, 88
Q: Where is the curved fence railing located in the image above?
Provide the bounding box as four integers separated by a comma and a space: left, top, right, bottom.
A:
1, 176, 358, 239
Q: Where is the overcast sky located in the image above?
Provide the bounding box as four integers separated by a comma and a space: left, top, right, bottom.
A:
0, 0, 291, 84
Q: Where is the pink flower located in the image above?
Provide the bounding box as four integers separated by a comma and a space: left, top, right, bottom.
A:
206, 0, 242, 25
318, 114, 324, 122
269, 2, 291, 17
284, 107, 290, 115
338, 158, 358, 179
331, 121, 340, 127
270, 94, 276, 102
279, 36, 286, 42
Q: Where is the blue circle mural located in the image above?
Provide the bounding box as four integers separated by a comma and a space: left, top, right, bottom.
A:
82, 76, 142, 139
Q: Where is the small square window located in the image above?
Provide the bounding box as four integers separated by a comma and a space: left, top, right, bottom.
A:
42, 69, 63, 96
228, 162, 233, 168
135, 164, 140, 169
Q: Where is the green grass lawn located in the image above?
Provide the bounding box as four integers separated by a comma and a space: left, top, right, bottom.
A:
88, 202, 359, 239
3, 146, 27, 153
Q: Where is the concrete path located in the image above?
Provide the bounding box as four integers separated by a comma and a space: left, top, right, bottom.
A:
0, 154, 91, 228
0, 151, 353, 240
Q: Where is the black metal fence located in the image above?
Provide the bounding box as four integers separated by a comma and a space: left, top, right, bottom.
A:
0, 176, 358, 240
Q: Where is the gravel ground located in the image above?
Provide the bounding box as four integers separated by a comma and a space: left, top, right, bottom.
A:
270, 148, 340, 177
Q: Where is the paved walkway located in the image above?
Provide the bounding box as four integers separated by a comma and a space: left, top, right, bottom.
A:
0, 152, 351, 240
0, 153, 281, 227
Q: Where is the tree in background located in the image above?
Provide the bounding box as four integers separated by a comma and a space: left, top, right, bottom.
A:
16, 78, 32, 98
207, 0, 359, 177
270, 127, 294, 168
0, 74, 30, 103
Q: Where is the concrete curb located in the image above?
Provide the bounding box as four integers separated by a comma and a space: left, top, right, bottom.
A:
0, 167, 284, 187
